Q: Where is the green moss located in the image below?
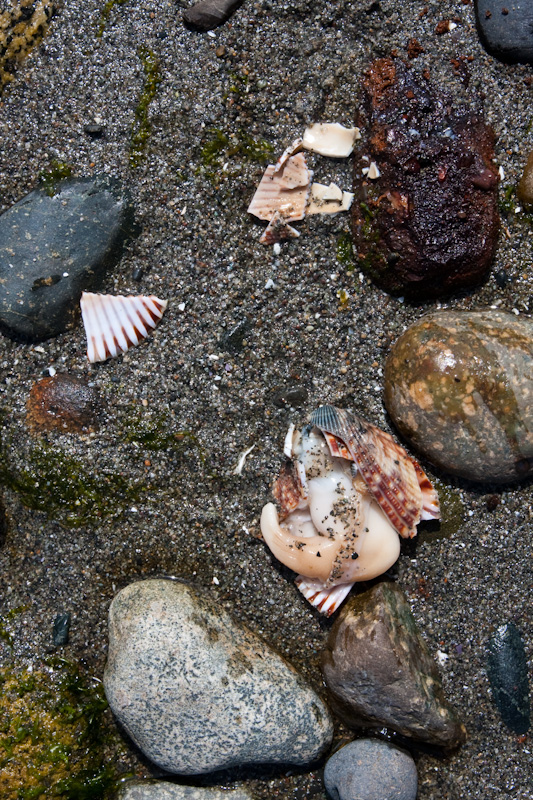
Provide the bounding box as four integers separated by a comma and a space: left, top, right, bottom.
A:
96, 0, 130, 38
0, 607, 27, 649
123, 414, 204, 458
336, 232, 355, 271
0, 429, 143, 528
198, 127, 274, 184
0, 659, 117, 800
431, 479, 465, 539
39, 161, 73, 197
129, 46, 162, 169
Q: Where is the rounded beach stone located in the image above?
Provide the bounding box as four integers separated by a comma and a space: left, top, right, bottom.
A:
118, 780, 253, 800
321, 583, 466, 748
324, 739, 418, 800
475, 0, 533, 64
0, 176, 135, 341
26, 374, 100, 434
104, 579, 333, 775
384, 310, 533, 483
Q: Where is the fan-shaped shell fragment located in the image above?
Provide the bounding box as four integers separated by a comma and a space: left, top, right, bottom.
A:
81, 292, 168, 363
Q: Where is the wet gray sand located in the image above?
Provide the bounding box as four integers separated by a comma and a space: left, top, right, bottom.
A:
0, 0, 532, 797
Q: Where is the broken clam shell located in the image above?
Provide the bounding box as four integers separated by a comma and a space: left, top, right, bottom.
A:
260, 405, 440, 615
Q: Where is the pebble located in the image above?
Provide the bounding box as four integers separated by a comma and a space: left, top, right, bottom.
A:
324, 739, 418, 800
0, 177, 135, 341
26, 374, 101, 434
475, 0, 533, 64
517, 150, 533, 208
321, 582, 467, 748
353, 58, 499, 300
118, 781, 253, 800
52, 612, 71, 646
384, 309, 533, 483
183, 0, 245, 31
487, 622, 530, 734
104, 579, 333, 774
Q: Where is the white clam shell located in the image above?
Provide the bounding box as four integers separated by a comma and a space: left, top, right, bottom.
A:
302, 123, 361, 158
80, 292, 168, 363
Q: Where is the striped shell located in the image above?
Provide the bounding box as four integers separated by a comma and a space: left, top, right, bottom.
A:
80, 292, 168, 363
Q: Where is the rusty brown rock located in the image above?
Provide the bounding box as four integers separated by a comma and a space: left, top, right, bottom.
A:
384, 310, 533, 483
26, 374, 100, 434
353, 57, 500, 300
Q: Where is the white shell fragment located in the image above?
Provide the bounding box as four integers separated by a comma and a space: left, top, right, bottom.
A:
363, 161, 381, 180
306, 182, 354, 215
81, 292, 168, 363
273, 138, 304, 173
247, 154, 312, 222
259, 212, 301, 245
302, 122, 361, 158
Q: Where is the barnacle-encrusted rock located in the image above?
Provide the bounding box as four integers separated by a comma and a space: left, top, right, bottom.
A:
321, 582, 467, 748
353, 57, 500, 300
384, 309, 533, 483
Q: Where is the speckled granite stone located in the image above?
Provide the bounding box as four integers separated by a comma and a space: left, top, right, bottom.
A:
0, 177, 135, 340
118, 780, 253, 800
104, 579, 333, 775
324, 739, 418, 800
321, 583, 467, 748
384, 310, 533, 483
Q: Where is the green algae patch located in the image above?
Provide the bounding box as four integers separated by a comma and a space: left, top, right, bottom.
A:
0, 659, 116, 800
336, 232, 355, 271
199, 127, 274, 184
0, 0, 56, 88
96, 0, 131, 38
129, 46, 162, 169
123, 414, 203, 458
0, 432, 143, 529
39, 160, 73, 197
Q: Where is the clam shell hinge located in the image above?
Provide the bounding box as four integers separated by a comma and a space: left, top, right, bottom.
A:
80, 292, 168, 363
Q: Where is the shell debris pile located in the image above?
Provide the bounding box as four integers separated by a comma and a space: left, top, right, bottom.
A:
261, 405, 440, 615
248, 123, 359, 244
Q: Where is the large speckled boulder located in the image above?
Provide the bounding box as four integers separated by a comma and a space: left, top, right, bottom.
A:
104, 579, 333, 775
321, 582, 467, 749
384, 310, 533, 483
118, 781, 254, 800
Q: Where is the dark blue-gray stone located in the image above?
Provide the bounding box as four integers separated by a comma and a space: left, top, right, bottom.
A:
475, 1, 533, 64
0, 177, 135, 341
52, 612, 71, 646
487, 622, 530, 734
324, 739, 418, 800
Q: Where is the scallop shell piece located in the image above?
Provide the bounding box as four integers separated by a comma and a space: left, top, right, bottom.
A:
248, 155, 312, 223
310, 405, 440, 538
306, 182, 354, 215
81, 292, 168, 363
260, 407, 440, 615
302, 122, 361, 158
273, 138, 304, 173
259, 212, 300, 245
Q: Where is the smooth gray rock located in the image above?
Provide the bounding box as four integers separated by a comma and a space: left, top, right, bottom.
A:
104, 579, 333, 774
0, 177, 135, 340
475, 0, 533, 64
321, 583, 467, 749
118, 780, 253, 800
324, 740, 418, 800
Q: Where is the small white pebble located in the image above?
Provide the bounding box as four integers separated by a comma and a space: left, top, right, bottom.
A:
436, 650, 449, 666
273, 242, 281, 255
207, 30, 216, 37
34, 346, 45, 354
265, 278, 276, 289
212, 576, 220, 584
177, 302, 186, 311
48, 366, 56, 376
498, 166, 505, 180
512, 308, 520, 315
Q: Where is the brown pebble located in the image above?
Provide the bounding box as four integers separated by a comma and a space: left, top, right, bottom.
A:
517, 151, 533, 207
406, 38, 424, 59
26, 374, 100, 434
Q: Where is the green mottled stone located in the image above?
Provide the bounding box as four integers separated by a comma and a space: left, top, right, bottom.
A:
321, 582, 467, 748
384, 310, 533, 483
487, 622, 530, 735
